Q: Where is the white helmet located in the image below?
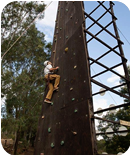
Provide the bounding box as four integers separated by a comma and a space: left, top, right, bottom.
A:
44, 61, 49, 66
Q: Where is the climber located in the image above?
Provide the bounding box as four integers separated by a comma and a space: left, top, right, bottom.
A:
44, 60, 60, 104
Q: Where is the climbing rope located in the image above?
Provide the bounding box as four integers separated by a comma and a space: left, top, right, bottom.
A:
23, 93, 43, 122
1, 1, 53, 61
117, 26, 130, 46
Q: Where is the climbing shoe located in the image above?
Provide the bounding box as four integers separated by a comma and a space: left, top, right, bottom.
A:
53, 87, 59, 91
44, 99, 52, 104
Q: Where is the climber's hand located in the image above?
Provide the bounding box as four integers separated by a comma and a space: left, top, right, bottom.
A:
56, 67, 59, 70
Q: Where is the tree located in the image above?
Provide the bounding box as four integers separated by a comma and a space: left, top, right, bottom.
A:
1, 1, 52, 154
1, 1, 45, 44
97, 66, 130, 154
97, 139, 106, 154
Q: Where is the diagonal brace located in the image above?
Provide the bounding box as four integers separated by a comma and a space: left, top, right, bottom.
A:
94, 102, 130, 114
84, 11, 123, 44
87, 21, 114, 43
97, 1, 117, 20
86, 1, 105, 17
91, 62, 123, 78
90, 45, 119, 65
91, 78, 130, 100
84, 29, 127, 61
89, 57, 129, 82
86, 7, 111, 30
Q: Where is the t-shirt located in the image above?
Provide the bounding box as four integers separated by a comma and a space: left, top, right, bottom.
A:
44, 64, 52, 75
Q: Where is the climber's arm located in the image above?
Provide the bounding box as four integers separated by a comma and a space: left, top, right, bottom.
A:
49, 66, 59, 72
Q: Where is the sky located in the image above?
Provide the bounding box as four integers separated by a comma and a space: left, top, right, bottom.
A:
1, 1, 130, 155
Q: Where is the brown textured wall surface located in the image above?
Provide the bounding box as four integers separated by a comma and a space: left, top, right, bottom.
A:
34, 2, 95, 155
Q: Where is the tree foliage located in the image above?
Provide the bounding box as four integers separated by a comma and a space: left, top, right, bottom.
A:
1, 1, 52, 154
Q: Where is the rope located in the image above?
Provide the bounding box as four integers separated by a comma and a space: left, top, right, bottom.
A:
24, 94, 43, 122
1, 1, 53, 61
117, 26, 130, 46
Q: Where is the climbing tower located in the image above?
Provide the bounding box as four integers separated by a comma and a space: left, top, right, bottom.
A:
34, 1, 130, 155
34, 1, 96, 155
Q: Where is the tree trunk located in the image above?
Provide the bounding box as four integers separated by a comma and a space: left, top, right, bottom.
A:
13, 129, 20, 155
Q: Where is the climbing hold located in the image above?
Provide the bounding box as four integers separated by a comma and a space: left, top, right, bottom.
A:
64, 79, 66, 82
55, 39, 57, 42
74, 109, 78, 113
65, 47, 68, 52
56, 27, 58, 29
40, 153, 44, 155
74, 65, 77, 69
51, 102, 53, 106
70, 88, 73, 91
59, 37, 61, 39
42, 116, 45, 119
61, 141, 64, 145
72, 131, 77, 135
51, 143, 54, 148
86, 114, 88, 117
72, 98, 75, 101
60, 28, 62, 30
70, 16, 72, 19
75, 22, 77, 24
38, 137, 41, 141
48, 127, 51, 133
54, 35, 56, 38
53, 50, 56, 53
79, 35, 81, 38
84, 80, 86, 83
73, 53, 76, 55
66, 9, 68, 12
66, 36, 68, 39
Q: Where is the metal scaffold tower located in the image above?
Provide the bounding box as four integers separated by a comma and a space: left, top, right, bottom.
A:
34, 1, 130, 155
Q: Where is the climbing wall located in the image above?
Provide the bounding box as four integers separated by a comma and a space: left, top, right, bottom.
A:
34, 2, 96, 155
